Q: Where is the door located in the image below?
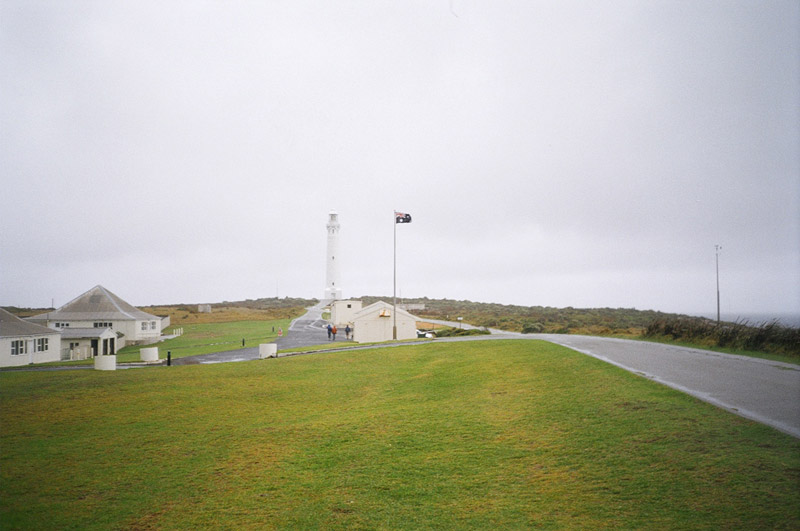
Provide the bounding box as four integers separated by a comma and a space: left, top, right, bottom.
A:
91, 339, 99, 357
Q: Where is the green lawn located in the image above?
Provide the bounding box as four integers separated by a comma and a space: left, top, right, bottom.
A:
121, 319, 293, 361
1, 340, 798, 529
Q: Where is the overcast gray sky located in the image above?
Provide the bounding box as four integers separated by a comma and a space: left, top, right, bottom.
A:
2, 1, 798, 318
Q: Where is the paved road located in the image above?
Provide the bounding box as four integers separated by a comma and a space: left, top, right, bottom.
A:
534, 334, 800, 438
275, 299, 335, 350
177, 310, 800, 437
174, 300, 345, 364
31, 307, 797, 438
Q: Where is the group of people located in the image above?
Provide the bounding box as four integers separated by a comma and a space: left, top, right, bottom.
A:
326, 323, 352, 341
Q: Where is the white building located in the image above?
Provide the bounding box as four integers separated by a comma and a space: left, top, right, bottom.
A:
352, 301, 418, 343
330, 300, 363, 328
27, 285, 162, 349
1, 308, 62, 367
324, 210, 343, 300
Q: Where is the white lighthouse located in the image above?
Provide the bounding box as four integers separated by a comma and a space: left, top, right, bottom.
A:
324, 210, 343, 300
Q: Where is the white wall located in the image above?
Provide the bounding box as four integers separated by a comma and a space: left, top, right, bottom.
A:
353, 313, 416, 343
0, 333, 61, 367
331, 300, 363, 327
43, 318, 162, 346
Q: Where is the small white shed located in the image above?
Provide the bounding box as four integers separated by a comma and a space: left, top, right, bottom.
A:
352, 301, 418, 343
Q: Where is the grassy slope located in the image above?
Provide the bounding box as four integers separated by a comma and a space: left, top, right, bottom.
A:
1, 340, 798, 529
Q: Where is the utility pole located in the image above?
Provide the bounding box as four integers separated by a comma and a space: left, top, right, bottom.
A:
715, 244, 722, 324
393, 212, 397, 340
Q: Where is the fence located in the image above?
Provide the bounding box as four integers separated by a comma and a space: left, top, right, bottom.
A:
61, 347, 94, 361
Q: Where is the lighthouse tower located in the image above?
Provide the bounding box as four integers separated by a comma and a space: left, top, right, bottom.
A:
324, 211, 343, 300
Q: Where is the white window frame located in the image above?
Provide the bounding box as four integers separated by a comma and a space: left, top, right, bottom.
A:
36, 338, 49, 352
11, 340, 27, 356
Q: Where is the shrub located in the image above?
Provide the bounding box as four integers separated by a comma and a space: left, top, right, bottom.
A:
521, 322, 544, 334
434, 327, 490, 338
644, 317, 800, 357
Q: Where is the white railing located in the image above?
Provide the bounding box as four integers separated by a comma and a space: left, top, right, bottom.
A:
61, 347, 94, 361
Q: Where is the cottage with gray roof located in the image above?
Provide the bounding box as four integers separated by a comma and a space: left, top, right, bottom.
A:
1, 308, 62, 367
27, 285, 162, 349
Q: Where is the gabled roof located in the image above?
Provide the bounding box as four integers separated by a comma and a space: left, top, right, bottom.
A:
352, 301, 417, 321
0, 308, 61, 338
28, 285, 158, 322
59, 327, 117, 340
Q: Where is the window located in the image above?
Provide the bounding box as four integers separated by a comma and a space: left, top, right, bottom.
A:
36, 338, 49, 352
55, 322, 70, 328
94, 322, 112, 328
150, 321, 157, 330
11, 340, 26, 356
141, 322, 147, 331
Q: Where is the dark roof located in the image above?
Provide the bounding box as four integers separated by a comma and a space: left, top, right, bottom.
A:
0, 308, 61, 338
28, 285, 158, 322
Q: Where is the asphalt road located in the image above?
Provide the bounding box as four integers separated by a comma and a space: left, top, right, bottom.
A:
44, 306, 799, 438
533, 333, 800, 438
177, 307, 800, 437
173, 300, 342, 365
275, 300, 333, 350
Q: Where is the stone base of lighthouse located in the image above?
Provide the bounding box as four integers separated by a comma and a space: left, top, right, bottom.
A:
325, 287, 343, 300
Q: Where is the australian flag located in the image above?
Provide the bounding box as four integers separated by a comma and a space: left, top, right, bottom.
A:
395, 211, 412, 224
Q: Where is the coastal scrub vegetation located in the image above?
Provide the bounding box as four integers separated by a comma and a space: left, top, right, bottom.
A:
361, 296, 691, 336
644, 317, 800, 357
142, 296, 316, 324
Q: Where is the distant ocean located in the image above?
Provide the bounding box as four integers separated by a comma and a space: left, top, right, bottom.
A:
695, 312, 800, 328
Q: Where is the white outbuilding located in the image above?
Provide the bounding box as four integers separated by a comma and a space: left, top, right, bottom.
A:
0, 308, 62, 367
27, 285, 162, 348
352, 301, 418, 343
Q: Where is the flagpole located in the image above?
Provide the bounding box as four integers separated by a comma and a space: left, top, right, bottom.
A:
393, 210, 397, 340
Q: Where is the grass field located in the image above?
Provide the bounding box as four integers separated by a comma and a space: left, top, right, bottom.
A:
115, 319, 294, 362
1, 340, 798, 529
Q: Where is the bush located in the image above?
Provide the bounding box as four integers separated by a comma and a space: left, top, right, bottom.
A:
644, 317, 800, 357
434, 327, 490, 338
521, 322, 544, 334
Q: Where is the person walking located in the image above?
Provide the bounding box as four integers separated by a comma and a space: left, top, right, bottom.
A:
345, 325, 351, 340
332, 325, 337, 341
327, 324, 332, 340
